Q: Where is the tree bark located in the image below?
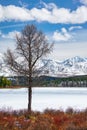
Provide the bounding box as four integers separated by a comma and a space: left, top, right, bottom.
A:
28, 86, 32, 112
28, 77, 32, 112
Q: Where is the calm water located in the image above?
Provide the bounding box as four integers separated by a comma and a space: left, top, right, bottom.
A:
0, 87, 87, 111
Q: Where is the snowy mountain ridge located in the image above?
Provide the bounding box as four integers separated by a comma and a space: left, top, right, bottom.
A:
39, 56, 87, 77
0, 53, 87, 77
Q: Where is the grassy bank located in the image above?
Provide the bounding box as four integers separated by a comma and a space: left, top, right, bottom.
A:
0, 108, 87, 130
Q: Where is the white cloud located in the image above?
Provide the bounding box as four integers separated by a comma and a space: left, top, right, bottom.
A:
0, 3, 87, 24
69, 26, 83, 31
0, 29, 87, 61
0, 31, 21, 39
53, 28, 72, 42
30, 7, 52, 22
70, 6, 87, 24
80, 0, 87, 5
0, 5, 34, 22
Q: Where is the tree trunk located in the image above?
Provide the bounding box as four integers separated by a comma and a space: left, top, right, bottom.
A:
28, 86, 32, 112
28, 77, 32, 112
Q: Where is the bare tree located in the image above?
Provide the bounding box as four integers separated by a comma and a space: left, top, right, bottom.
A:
4, 24, 53, 112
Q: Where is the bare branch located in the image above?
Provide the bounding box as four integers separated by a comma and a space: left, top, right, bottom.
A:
4, 24, 54, 111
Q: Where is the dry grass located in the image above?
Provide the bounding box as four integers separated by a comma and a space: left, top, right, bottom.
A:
0, 108, 87, 130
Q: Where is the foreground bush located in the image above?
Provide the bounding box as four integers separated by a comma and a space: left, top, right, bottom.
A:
0, 108, 87, 130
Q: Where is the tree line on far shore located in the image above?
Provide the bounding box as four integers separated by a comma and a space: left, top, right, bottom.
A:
1, 75, 87, 88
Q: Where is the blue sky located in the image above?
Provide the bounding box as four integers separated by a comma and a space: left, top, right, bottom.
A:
0, 0, 87, 60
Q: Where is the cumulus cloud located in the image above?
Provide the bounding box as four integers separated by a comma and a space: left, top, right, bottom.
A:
0, 5, 34, 21
69, 26, 83, 31
0, 28, 73, 42
80, 0, 87, 5
53, 28, 72, 42
0, 31, 21, 39
0, 3, 87, 24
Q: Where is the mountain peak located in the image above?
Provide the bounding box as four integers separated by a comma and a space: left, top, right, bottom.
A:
70, 56, 86, 63
62, 56, 86, 67
40, 56, 87, 77
0, 53, 87, 77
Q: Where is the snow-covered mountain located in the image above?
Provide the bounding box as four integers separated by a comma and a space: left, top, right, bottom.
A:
0, 53, 87, 77
39, 56, 87, 77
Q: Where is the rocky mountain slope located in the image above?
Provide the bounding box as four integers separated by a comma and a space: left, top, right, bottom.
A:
0, 53, 87, 77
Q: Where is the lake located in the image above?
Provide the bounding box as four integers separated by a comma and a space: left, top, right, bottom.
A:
0, 87, 87, 111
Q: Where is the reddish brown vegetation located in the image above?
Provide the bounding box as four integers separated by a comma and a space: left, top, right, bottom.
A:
0, 108, 87, 130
